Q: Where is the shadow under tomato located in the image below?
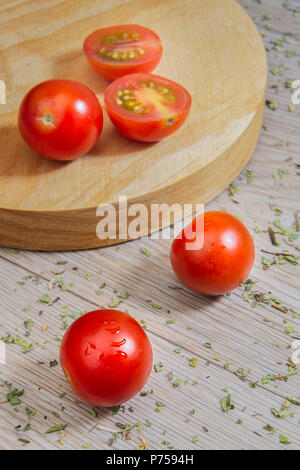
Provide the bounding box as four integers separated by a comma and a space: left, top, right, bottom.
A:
88, 121, 156, 159
98, 238, 222, 310
0, 124, 73, 180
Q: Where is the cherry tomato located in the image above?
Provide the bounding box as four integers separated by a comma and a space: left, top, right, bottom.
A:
18, 79, 103, 161
104, 73, 191, 142
60, 309, 153, 407
170, 211, 255, 296
83, 24, 163, 81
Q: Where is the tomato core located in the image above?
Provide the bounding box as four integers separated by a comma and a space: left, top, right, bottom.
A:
98, 31, 145, 62
116, 80, 176, 116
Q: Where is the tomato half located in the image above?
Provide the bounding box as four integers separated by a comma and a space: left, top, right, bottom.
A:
171, 211, 255, 296
83, 24, 163, 81
60, 309, 153, 407
104, 73, 191, 142
18, 79, 103, 161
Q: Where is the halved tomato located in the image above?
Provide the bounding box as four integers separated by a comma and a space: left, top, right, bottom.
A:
83, 25, 163, 81
104, 73, 192, 142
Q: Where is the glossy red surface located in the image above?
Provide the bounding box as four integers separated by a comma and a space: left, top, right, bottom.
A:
60, 309, 153, 406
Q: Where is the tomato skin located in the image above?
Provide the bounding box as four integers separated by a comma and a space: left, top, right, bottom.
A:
18, 79, 103, 161
170, 211, 255, 296
60, 309, 153, 407
104, 73, 191, 142
107, 106, 190, 142
83, 25, 163, 81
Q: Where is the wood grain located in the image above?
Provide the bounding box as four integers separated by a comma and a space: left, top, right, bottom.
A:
0, 0, 299, 451
0, 0, 266, 250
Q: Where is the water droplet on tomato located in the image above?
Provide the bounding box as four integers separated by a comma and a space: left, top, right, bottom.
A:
110, 338, 126, 347
114, 350, 127, 360
98, 352, 104, 361
105, 326, 120, 334
85, 342, 97, 355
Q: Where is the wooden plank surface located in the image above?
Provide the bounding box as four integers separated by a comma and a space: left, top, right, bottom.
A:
0, 0, 299, 450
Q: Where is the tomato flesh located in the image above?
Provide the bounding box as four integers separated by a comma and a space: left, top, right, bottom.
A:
60, 309, 153, 407
18, 79, 103, 161
83, 25, 163, 81
104, 73, 191, 141
171, 211, 255, 296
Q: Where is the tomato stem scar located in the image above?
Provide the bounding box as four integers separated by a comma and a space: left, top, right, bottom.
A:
37, 112, 55, 127
166, 118, 175, 126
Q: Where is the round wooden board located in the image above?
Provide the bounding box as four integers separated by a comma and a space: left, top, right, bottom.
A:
0, 0, 267, 251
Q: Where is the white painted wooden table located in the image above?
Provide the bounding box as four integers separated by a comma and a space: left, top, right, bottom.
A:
0, 0, 299, 450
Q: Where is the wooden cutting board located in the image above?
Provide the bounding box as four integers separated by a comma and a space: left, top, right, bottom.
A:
0, 0, 267, 250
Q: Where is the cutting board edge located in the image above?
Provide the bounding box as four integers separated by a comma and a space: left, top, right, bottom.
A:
0, 96, 265, 251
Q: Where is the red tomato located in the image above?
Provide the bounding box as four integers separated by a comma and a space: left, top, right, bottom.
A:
83, 25, 163, 81
60, 309, 153, 407
104, 73, 191, 142
171, 211, 255, 296
18, 79, 103, 161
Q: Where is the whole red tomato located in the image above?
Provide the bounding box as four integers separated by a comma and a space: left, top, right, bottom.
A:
60, 309, 153, 407
171, 211, 255, 296
18, 79, 103, 161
